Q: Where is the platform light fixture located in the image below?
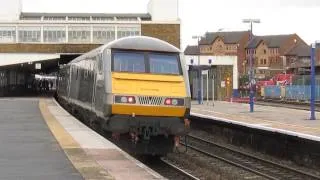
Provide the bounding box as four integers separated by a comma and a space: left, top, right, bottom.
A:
242, 18, 261, 113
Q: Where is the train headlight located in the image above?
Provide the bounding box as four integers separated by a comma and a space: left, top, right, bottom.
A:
115, 96, 136, 104
165, 98, 171, 105
120, 96, 128, 103
128, 97, 134, 103
164, 98, 184, 106
172, 99, 178, 105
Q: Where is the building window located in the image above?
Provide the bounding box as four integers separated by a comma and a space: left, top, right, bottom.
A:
116, 17, 138, 21
93, 26, 115, 43
68, 17, 90, 21
264, 49, 266, 54
0, 26, 16, 43
18, 26, 41, 42
43, 16, 66, 21
264, 59, 267, 64
20, 16, 41, 21
117, 26, 140, 39
43, 26, 66, 43
92, 17, 114, 21
68, 26, 90, 43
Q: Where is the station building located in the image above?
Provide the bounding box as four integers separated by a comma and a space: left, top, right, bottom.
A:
0, 0, 181, 96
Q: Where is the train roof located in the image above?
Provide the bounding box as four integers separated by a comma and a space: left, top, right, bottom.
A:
68, 36, 181, 64
104, 36, 181, 52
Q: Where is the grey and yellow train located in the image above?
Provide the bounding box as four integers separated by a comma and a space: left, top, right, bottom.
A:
56, 36, 191, 155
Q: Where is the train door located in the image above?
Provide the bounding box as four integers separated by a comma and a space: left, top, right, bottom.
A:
66, 67, 71, 100
91, 59, 97, 111
93, 54, 105, 116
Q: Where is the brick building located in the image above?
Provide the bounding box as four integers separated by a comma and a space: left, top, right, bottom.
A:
245, 34, 306, 79
285, 42, 311, 74
285, 42, 320, 75
197, 31, 250, 75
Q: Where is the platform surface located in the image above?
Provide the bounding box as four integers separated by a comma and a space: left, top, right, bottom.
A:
0, 98, 82, 180
42, 98, 163, 180
191, 101, 320, 141
0, 97, 164, 180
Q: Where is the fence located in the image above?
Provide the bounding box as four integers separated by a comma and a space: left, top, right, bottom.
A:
285, 85, 320, 101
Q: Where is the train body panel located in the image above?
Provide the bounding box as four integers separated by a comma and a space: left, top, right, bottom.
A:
56, 36, 191, 155
111, 72, 187, 97
111, 104, 186, 117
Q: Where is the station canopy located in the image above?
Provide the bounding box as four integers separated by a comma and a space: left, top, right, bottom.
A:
0, 53, 61, 73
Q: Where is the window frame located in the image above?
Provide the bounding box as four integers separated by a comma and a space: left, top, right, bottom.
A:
111, 49, 182, 75
147, 51, 182, 75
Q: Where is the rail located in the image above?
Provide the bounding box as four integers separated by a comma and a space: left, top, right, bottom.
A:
182, 134, 320, 180
160, 157, 200, 180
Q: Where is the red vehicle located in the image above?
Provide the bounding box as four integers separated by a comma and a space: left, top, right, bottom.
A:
256, 73, 294, 96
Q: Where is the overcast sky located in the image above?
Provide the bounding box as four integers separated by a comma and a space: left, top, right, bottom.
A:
22, 0, 320, 49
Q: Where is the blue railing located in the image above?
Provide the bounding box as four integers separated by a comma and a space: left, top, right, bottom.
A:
264, 85, 281, 99
285, 85, 320, 101
262, 85, 320, 101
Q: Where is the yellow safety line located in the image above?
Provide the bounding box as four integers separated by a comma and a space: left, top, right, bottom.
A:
38, 98, 114, 180
192, 107, 320, 131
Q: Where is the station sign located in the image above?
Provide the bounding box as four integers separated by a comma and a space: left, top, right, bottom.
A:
35, 63, 41, 70
221, 81, 226, 87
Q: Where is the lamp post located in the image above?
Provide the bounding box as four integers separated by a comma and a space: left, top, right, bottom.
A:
310, 41, 319, 120
192, 35, 203, 104
242, 18, 260, 112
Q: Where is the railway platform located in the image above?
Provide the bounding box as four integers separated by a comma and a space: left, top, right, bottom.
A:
190, 101, 320, 141
0, 97, 163, 180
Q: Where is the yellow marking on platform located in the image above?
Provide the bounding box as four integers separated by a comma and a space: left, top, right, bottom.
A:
39, 98, 114, 180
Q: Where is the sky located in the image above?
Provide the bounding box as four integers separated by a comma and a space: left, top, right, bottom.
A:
22, 0, 320, 50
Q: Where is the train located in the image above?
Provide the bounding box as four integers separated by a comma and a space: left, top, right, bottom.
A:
56, 36, 191, 155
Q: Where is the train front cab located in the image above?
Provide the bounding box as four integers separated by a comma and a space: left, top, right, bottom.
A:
106, 49, 191, 153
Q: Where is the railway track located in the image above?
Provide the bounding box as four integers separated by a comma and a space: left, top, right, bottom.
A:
160, 157, 200, 180
138, 156, 200, 180
182, 134, 320, 180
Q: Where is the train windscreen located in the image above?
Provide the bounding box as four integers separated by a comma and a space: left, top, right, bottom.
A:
113, 52, 145, 73
149, 53, 180, 75
112, 51, 181, 75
